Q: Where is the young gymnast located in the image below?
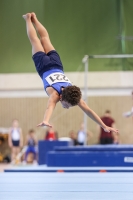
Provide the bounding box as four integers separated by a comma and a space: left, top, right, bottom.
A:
23, 13, 118, 134
8, 119, 23, 162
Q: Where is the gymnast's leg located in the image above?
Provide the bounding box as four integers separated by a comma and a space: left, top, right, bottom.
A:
31, 12, 55, 54
22, 13, 44, 55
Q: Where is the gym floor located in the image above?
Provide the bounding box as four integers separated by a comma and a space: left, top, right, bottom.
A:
0, 171, 133, 200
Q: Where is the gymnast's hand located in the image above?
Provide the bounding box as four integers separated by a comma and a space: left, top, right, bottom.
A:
103, 126, 119, 133
37, 121, 52, 128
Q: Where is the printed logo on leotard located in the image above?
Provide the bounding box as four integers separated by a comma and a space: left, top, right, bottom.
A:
45, 73, 71, 85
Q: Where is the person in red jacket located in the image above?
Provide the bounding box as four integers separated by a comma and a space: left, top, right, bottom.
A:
98, 110, 116, 144
45, 127, 58, 141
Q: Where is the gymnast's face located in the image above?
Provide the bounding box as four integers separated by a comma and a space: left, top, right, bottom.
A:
59, 94, 73, 109
60, 100, 72, 109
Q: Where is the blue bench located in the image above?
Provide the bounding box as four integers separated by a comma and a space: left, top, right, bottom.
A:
38, 141, 72, 165
46, 145, 133, 167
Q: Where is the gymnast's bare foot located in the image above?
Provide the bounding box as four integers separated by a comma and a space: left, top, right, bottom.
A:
31, 12, 37, 23
22, 13, 31, 20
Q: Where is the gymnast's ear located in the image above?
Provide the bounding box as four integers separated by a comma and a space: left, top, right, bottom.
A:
60, 94, 62, 100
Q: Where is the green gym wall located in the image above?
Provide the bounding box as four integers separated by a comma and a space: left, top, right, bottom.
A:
0, 0, 133, 73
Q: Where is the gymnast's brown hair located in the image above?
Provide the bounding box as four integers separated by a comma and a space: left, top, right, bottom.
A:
61, 85, 82, 106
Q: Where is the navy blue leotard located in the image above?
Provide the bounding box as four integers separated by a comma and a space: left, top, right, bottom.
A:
32, 50, 72, 95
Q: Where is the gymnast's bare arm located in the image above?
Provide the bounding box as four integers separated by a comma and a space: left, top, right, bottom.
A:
37, 87, 60, 127
78, 99, 119, 133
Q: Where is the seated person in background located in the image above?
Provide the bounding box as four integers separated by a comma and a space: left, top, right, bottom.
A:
98, 110, 116, 145
8, 119, 23, 162
69, 130, 78, 146
77, 123, 93, 146
45, 127, 58, 141
25, 129, 38, 163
